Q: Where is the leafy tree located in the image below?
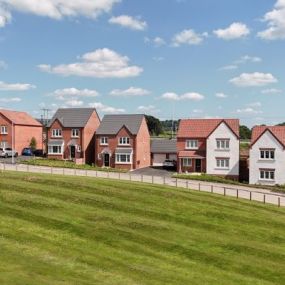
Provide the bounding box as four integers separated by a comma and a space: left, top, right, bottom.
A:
30, 137, 37, 151
277, 122, 285, 126
145, 115, 163, 136
240, 125, 251, 140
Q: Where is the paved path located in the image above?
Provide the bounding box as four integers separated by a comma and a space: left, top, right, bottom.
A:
1, 163, 284, 207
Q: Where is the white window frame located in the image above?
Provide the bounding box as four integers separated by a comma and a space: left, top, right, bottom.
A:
185, 140, 198, 150
182, 158, 192, 167
116, 153, 132, 164
52, 129, 62, 138
260, 149, 275, 160
119, 137, 130, 146
77, 145, 81, 152
0, 126, 8, 134
216, 158, 230, 169
100, 137, 108, 145
48, 145, 63, 155
71, 129, 80, 138
216, 139, 230, 150
259, 169, 275, 181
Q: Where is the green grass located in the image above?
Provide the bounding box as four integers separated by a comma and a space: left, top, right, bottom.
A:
0, 171, 285, 285
21, 158, 127, 173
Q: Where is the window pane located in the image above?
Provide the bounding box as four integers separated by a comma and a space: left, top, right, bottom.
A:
270, 172, 275, 180
260, 171, 264, 179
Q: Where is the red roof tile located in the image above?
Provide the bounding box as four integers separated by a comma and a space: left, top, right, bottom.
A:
251, 126, 285, 148
178, 150, 206, 158
0, 109, 42, 127
177, 119, 239, 138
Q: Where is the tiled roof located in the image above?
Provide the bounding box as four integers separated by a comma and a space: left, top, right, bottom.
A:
96, 114, 145, 135
177, 119, 239, 138
151, 139, 177, 153
48, 108, 98, 128
251, 126, 285, 148
178, 150, 206, 158
0, 109, 42, 126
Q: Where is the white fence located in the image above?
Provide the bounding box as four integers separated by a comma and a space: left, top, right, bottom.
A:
1, 163, 285, 207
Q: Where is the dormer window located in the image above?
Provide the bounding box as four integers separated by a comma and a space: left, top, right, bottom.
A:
186, 140, 198, 150
52, 129, 62, 138
119, 137, 130, 145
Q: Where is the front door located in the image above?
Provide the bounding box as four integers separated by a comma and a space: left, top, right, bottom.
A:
195, 159, 202, 172
70, 145, 76, 159
104, 153, 110, 167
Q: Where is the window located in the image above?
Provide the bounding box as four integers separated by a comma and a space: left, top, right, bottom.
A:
186, 140, 198, 149
216, 158, 230, 169
72, 129, 80, 138
260, 149, 275, 160
77, 145, 81, 152
0, 126, 8, 134
100, 137, 108, 145
52, 129, 62, 137
0, 141, 7, 148
119, 137, 130, 145
216, 139, 230, 150
182, 158, 192, 167
260, 170, 275, 181
48, 145, 63, 154
116, 154, 131, 164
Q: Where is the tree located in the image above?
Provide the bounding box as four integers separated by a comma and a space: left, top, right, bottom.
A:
30, 137, 37, 151
277, 122, 285, 126
240, 125, 251, 140
145, 115, 163, 136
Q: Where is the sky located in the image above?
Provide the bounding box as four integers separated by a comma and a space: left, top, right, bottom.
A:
0, 0, 284, 127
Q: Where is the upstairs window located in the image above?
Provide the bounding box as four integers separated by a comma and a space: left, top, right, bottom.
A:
0, 126, 8, 134
52, 129, 62, 138
119, 137, 130, 145
216, 139, 230, 150
100, 137, 108, 145
186, 140, 198, 149
260, 149, 275, 160
71, 129, 80, 138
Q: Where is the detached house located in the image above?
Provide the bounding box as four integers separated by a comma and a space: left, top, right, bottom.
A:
95, 114, 150, 170
47, 108, 100, 164
249, 126, 285, 185
0, 109, 43, 154
177, 119, 240, 179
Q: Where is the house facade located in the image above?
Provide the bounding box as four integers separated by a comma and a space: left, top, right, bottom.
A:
177, 119, 240, 179
47, 108, 100, 164
95, 114, 150, 170
249, 126, 285, 185
0, 109, 43, 154
151, 139, 177, 166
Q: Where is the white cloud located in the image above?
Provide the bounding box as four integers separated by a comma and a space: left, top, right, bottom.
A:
137, 105, 160, 114
161, 92, 205, 101
88, 102, 125, 113
261, 88, 282, 94
215, 92, 228, 98
0, 97, 21, 102
192, 109, 203, 113
229, 72, 278, 87
172, 29, 205, 46
144, 36, 166, 47
110, 87, 150, 97
220, 65, 238, 71
161, 92, 180, 101
0, 81, 36, 91
236, 107, 262, 114
38, 48, 143, 78
234, 55, 262, 64
0, 0, 120, 28
50, 88, 99, 100
247, 101, 262, 107
109, 15, 147, 31
214, 22, 250, 40
258, 0, 285, 40
65, 99, 84, 107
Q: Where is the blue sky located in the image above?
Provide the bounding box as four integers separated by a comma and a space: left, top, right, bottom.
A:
0, 0, 284, 126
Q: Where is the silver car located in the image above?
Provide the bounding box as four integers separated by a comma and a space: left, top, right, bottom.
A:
0, 147, 18, 158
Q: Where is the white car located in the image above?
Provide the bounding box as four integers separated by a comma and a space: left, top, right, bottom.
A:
163, 159, 176, 169
0, 147, 18, 158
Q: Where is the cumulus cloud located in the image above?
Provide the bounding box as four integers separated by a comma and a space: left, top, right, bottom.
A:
50, 88, 100, 100
236, 107, 262, 114
215, 92, 228, 98
144, 36, 166, 47
172, 29, 206, 46
214, 22, 250, 40
0, 0, 120, 28
38, 48, 143, 78
137, 105, 160, 114
65, 99, 84, 107
258, 0, 285, 40
88, 102, 125, 113
0, 97, 21, 102
234, 55, 262, 64
109, 15, 147, 31
161, 92, 180, 101
161, 92, 205, 101
0, 81, 36, 91
229, 72, 278, 87
261, 88, 282, 94
110, 87, 150, 97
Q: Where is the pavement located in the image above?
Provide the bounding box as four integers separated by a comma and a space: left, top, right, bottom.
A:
131, 166, 175, 177
0, 156, 34, 164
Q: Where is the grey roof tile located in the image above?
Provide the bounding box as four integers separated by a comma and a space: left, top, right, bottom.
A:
151, 139, 177, 153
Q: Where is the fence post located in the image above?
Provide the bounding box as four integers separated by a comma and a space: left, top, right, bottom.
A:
236, 189, 239, 199
198, 183, 201, 191
211, 185, 213, 193
163, 176, 166, 185
263, 194, 266, 204
224, 187, 226, 196
176, 178, 178, 187
250, 191, 252, 201
152, 176, 154, 184
278, 197, 281, 207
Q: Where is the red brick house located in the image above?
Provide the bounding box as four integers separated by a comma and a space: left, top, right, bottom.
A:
177, 119, 240, 179
0, 109, 43, 154
47, 108, 100, 164
95, 114, 150, 170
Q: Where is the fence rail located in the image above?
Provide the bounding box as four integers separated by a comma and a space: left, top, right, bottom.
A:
1, 163, 284, 207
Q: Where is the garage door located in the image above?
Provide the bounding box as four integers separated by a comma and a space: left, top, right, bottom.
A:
169, 154, 177, 161
152, 154, 166, 166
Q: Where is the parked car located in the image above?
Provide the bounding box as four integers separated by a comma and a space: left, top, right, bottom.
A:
33, 149, 44, 157
0, 147, 18, 158
163, 159, 177, 169
22, 148, 34, 156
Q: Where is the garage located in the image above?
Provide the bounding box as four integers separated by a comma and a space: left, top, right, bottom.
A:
151, 139, 177, 167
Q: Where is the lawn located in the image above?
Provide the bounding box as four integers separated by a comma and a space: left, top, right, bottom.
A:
0, 171, 285, 285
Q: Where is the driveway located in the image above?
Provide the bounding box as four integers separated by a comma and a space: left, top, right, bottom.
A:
131, 166, 175, 177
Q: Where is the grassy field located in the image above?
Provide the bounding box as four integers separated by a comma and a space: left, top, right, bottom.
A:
0, 171, 285, 285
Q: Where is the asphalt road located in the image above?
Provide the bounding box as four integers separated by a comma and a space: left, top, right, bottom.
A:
131, 167, 175, 177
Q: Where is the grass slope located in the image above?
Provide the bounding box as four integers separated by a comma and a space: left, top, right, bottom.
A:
0, 171, 285, 285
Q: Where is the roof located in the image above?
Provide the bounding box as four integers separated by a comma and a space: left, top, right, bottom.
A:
177, 119, 239, 138
48, 108, 98, 128
251, 126, 285, 148
178, 150, 206, 158
151, 139, 177, 153
96, 114, 145, 135
0, 109, 42, 127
